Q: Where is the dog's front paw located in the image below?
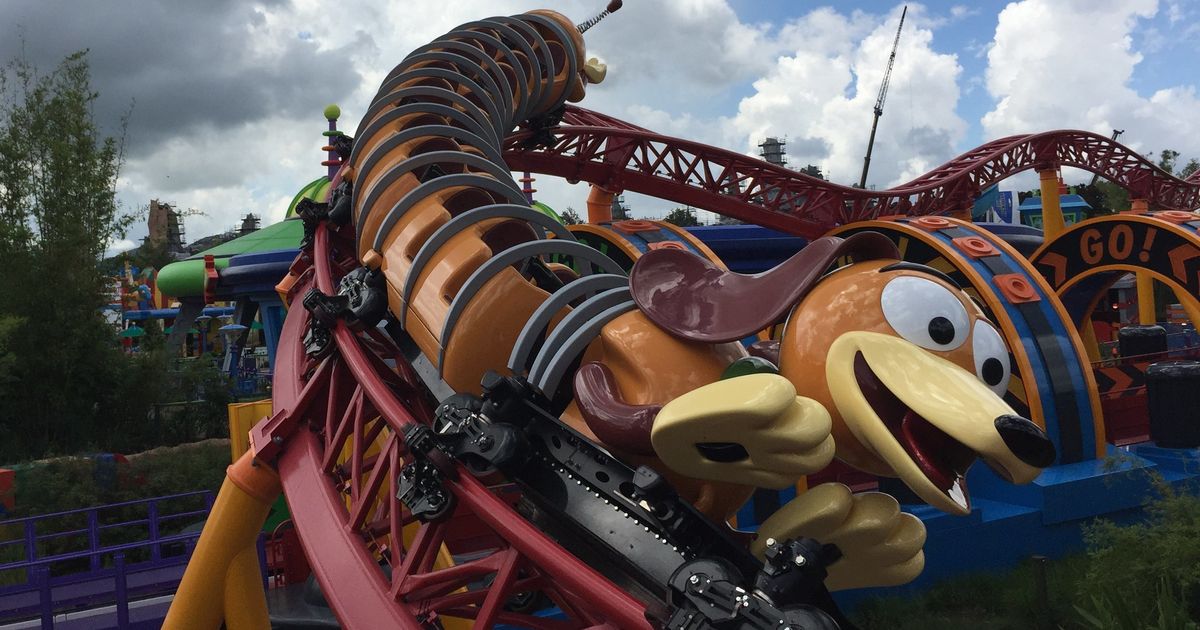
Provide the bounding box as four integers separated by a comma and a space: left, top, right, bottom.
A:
650, 374, 835, 489
753, 483, 926, 591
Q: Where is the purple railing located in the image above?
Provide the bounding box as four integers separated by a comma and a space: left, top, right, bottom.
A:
0, 490, 215, 626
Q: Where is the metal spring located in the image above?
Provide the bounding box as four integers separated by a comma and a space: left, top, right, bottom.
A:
576, 1, 624, 34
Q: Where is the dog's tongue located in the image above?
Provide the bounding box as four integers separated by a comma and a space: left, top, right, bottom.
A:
899, 409, 971, 510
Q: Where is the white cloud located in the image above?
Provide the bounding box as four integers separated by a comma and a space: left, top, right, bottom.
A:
1167, 0, 1184, 23
724, 5, 966, 188
109, 0, 795, 235
119, 115, 330, 240
106, 238, 138, 258
950, 5, 980, 20
982, 0, 1200, 183
92, 0, 1198, 242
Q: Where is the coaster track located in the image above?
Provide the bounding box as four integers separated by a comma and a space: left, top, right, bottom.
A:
503, 106, 1200, 238
272, 223, 651, 628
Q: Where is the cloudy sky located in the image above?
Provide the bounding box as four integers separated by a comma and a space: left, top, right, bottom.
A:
2, 0, 1198, 253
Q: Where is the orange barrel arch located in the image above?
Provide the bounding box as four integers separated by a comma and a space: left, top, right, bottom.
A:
1029, 211, 1200, 331
833, 217, 1106, 464
554, 219, 727, 272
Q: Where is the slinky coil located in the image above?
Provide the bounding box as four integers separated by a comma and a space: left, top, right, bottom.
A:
346, 11, 629, 398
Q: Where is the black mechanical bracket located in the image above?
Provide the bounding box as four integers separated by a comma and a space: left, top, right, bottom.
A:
519, 104, 566, 150
664, 552, 841, 630
337, 266, 388, 329
395, 423, 460, 523
433, 392, 530, 476
327, 180, 353, 226
302, 320, 333, 360
301, 267, 388, 332
296, 197, 330, 247
331, 133, 354, 160
409, 371, 854, 628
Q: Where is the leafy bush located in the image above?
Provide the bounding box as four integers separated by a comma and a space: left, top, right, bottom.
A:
855, 554, 1089, 629
1075, 578, 1197, 630
855, 479, 1200, 630
9, 440, 230, 519
1074, 478, 1200, 626
1, 441, 230, 583
104, 353, 232, 452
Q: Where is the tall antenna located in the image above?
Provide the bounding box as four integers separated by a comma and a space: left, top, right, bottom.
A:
858, 5, 907, 189
577, 1, 624, 34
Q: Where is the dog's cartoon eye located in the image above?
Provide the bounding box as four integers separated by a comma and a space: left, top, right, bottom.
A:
881, 276, 969, 351
972, 320, 1011, 397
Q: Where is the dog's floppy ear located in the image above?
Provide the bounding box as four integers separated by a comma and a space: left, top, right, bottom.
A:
630, 232, 899, 343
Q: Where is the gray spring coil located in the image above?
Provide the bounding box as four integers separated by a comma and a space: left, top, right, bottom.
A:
346, 12, 628, 398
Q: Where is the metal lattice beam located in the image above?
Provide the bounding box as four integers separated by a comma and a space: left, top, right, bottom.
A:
503, 107, 1200, 238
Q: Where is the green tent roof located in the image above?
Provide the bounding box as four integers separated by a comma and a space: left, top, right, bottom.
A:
286, 177, 332, 219
158, 175, 329, 298
185, 218, 305, 259
532, 201, 563, 224
157, 219, 305, 297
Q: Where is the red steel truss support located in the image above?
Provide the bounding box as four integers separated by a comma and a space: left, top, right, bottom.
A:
270, 222, 653, 629
503, 106, 1200, 238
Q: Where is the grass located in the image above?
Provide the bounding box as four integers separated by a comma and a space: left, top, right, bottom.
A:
856, 476, 1200, 629
855, 554, 1091, 630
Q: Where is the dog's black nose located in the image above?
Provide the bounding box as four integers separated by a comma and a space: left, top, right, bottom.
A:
995, 415, 1056, 468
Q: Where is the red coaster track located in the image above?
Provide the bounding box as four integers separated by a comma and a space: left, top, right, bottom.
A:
271, 224, 651, 628
503, 106, 1200, 239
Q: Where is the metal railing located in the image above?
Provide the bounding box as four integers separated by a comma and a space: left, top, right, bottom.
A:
0, 491, 215, 625
1092, 322, 1199, 369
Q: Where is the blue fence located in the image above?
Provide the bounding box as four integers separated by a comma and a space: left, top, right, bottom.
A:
0, 491, 215, 626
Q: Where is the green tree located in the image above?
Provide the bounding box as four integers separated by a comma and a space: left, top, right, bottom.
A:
663, 207, 701, 227
0, 50, 135, 460
1074, 183, 1112, 216
560, 206, 583, 225
1181, 158, 1199, 180
0, 315, 21, 387
1094, 180, 1130, 213
120, 224, 176, 271
1152, 149, 1198, 180
1157, 149, 1180, 175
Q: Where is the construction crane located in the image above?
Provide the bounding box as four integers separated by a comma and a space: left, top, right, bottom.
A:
858, 5, 907, 189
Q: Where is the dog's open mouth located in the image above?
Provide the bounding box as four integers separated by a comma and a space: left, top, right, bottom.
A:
854, 352, 976, 510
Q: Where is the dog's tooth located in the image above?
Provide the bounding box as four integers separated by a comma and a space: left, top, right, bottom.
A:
948, 478, 968, 510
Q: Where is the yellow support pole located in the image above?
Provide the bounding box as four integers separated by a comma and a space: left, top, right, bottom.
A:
586, 184, 615, 224
1037, 168, 1066, 239
1136, 273, 1157, 325
1079, 320, 1102, 362
224, 545, 271, 629
228, 400, 274, 463
164, 452, 280, 629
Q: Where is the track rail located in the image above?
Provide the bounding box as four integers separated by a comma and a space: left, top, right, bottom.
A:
273, 223, 651, 628
503, 107, 1200, 238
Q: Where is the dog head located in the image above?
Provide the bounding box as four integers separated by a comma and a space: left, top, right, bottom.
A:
630, 233, 1055, 515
